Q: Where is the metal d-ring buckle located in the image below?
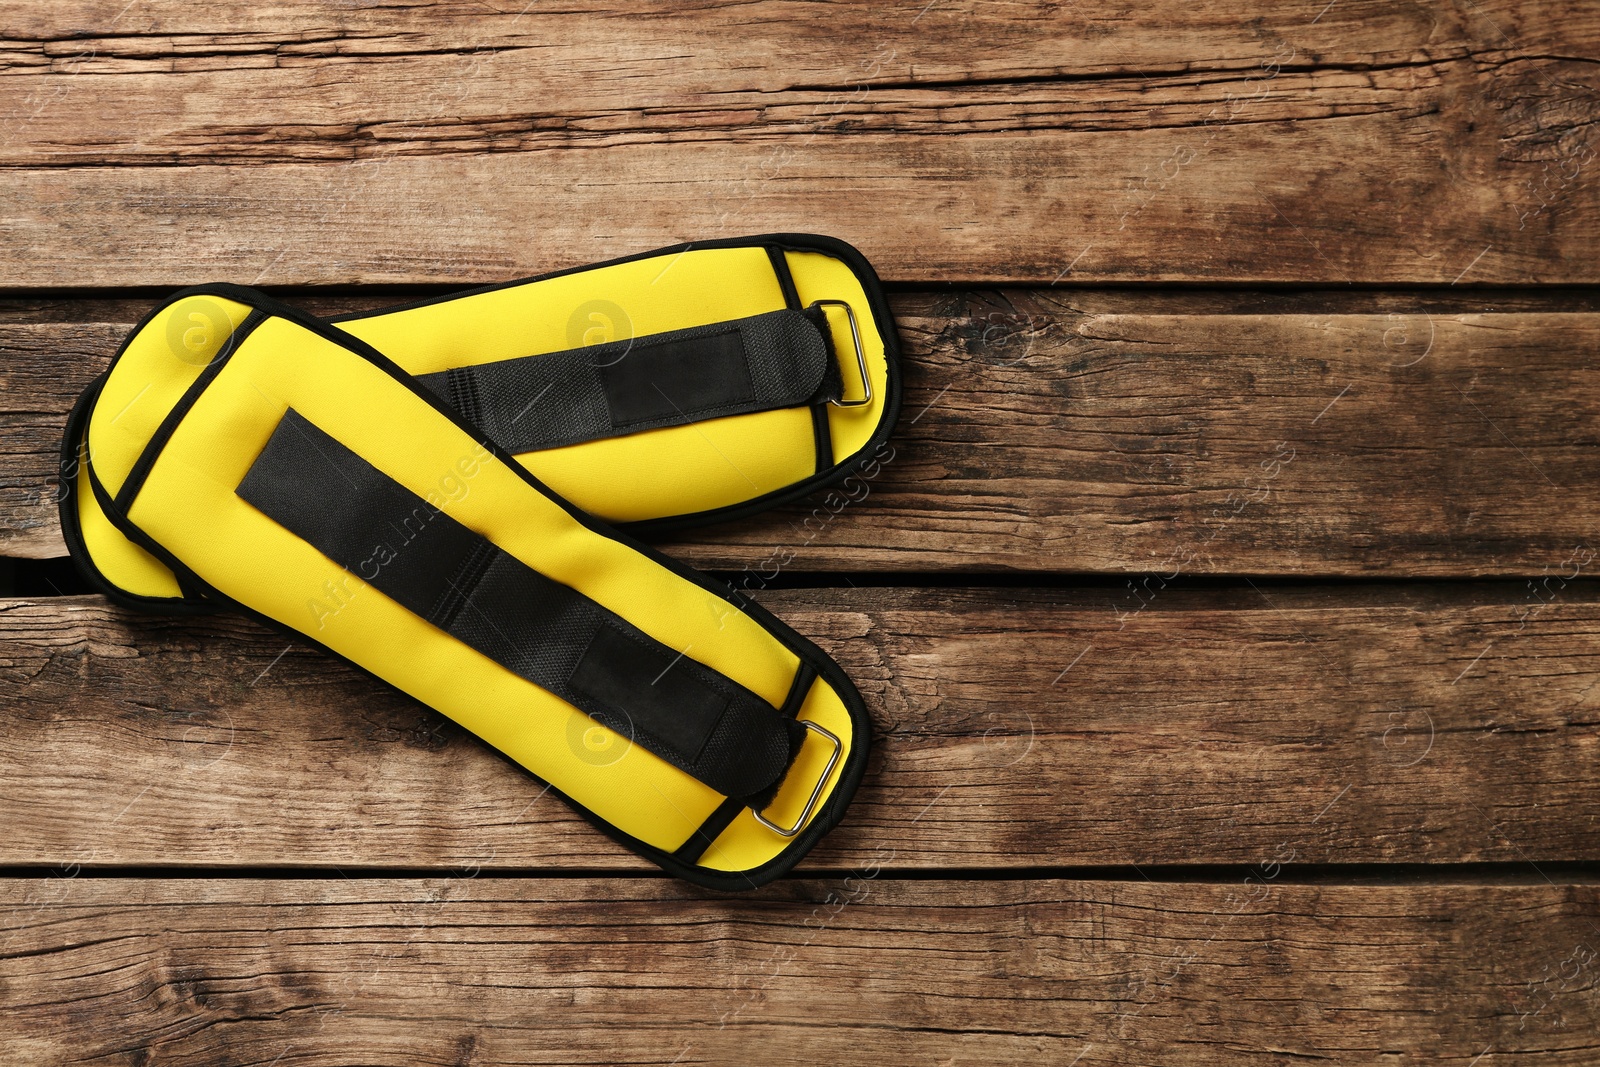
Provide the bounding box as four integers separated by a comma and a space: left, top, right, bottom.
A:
753, 719, 843, 838
811, 299, 873, 408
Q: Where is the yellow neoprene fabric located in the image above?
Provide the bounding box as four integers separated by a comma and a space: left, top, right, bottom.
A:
95, 306, 856, 869
76, 243, 892, 606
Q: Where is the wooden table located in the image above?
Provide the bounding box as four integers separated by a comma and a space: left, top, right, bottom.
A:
3, 2, 1599, 1062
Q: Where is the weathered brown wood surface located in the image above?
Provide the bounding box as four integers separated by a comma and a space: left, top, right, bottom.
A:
3, 586, 1596, 870
3, 878, 1598, 1066
1, 1, 1598, 286
4, 0, 1599, 1061
4, 298, 1598, 575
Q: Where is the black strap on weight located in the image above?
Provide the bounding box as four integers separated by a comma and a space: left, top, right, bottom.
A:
235, 408, 806, 802
416, 305, 841, 454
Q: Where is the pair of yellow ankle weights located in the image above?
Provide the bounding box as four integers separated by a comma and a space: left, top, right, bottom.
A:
60, 234, 900, 888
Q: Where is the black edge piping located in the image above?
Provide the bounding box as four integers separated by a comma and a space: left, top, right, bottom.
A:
57, 375, 221, 615
767, 244, 803, 310
112, 309, 267, 514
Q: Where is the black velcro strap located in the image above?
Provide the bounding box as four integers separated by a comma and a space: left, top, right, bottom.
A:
416, 306, 839, 454
235, 408, 805, 801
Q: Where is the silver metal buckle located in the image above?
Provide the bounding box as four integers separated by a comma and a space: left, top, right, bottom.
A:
811, 299, 873, 408
752, 719, 843, 838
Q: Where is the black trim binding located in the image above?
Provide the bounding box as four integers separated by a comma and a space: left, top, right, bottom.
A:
113, 310, 266, 513
809, 405, 834, 475
71, 282, 874, 891
58, 374, 223, 615
672, 797, 746, 864
780, 661, 818, 720
767, 244, 803, 310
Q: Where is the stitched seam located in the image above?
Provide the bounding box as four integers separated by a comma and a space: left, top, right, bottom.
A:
428, 539, 500, 631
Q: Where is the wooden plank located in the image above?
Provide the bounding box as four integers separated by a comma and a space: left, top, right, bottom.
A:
676, 301, 1600, 576
3, 586, 1597, 870
0, 2, 1597, 285
5, 300, 1598, 576
2, 877, 1597, 1064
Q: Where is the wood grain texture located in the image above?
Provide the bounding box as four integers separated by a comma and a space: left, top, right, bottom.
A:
3, 0, 1594, 1055
0, 1, 1597, 285
677, 298, 1600, 577
4, 299, 1597, 577
2, 877, 1597, 1065
3, 587, 1597, 870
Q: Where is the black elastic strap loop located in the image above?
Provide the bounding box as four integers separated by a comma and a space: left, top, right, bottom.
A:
415, 307, 839, 454
235, 408, 806, 800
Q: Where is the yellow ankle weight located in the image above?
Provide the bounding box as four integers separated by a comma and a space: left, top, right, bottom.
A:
62, 234, 900, 612
66, 281, 875, 887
